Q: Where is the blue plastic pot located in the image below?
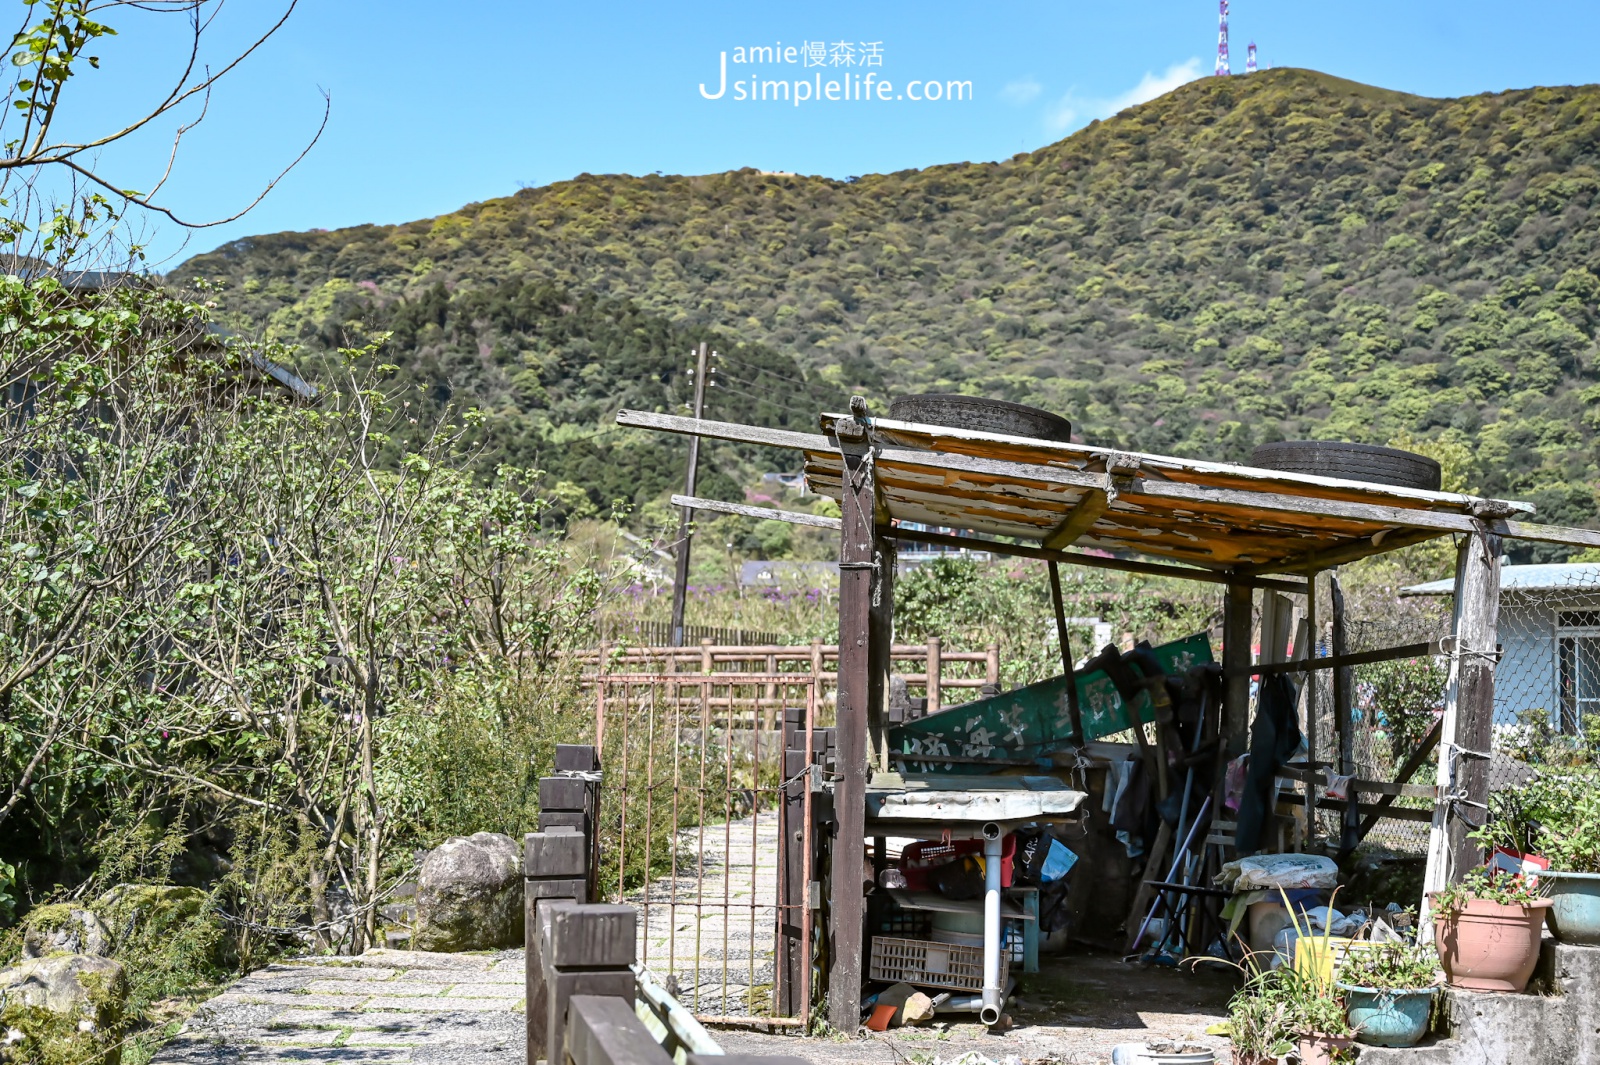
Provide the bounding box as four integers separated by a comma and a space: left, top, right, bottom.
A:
1544, 870, 1600, 945
1338, 984, 1436, 1048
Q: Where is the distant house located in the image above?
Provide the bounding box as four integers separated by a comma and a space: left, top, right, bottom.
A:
1402, 563, 1600, 733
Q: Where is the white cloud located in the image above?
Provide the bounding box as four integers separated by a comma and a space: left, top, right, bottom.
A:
1044, 58, 1204, 135
1000, 77, 1043, 106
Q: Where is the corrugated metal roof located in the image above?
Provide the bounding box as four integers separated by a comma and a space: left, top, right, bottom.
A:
1401, 563, 1600, 597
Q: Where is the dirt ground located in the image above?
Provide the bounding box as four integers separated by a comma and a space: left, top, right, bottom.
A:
714, 948, 1237, 1065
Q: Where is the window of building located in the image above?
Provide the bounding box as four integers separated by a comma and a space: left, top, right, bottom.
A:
1558, 613, 1600, 734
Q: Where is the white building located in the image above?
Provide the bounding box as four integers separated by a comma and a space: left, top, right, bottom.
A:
1402, 562, 1600, 733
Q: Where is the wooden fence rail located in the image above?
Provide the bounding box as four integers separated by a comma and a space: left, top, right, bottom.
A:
572, 638, 999, 716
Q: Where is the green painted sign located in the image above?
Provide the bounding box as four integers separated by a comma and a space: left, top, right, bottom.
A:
890, 632, 1214, 774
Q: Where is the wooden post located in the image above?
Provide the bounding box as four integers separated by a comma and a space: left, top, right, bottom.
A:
525, 830, 589, 1065
542, 903, 638, 1065
1424, 529, 1502, 916
1330, 573, 1359, 856
985, 643, 1000, 687
926, 636, 942, 715
776, 705, 805, 1017
1302, 574, 1319, 850
669, 341, 710, 647
828, 423, 879, 1032
1048, 561, 1084, 743
869, 536, 896, 771
1221, 581, 1254, 762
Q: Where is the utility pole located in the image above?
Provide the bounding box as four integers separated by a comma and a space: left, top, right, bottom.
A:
670, 342, 710, 647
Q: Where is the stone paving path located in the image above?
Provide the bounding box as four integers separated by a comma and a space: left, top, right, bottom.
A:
630, 813, 782, 1018
154, 949, 524, 1065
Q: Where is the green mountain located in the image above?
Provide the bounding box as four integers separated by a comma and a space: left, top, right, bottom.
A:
179, 68, 1600, 557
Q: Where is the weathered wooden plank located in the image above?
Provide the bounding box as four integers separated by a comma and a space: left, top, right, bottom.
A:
850, 413, 1525, 514
566, 996, 672, 1065
623, 410, 1501, 536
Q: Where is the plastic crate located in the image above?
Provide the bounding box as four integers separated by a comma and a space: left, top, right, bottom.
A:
869, 934, 1009, 993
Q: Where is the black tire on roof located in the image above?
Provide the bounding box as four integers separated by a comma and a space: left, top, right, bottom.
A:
1249, 440, 1443, 492
888, 394, 1073, 443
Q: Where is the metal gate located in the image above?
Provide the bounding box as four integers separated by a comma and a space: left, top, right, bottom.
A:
591, 673, 819, 1026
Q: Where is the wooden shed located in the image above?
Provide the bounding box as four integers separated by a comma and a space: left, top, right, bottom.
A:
618, 402, 1600, 1028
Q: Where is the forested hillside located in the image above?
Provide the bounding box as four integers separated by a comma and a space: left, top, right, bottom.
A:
180, 68, 1600, 551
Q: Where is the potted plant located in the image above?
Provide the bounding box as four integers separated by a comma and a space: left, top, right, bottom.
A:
1430, 867, 1550, 992
1512, 778, 1600, 944
1224, 975, 1294, 1065
1337, 941, 1440, 1047
1477, 720, 1600, 944
1224, 963, 1354, 1065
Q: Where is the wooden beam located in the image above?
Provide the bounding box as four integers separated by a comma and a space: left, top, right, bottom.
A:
668, 493, 1310, 593
1041, 488, 1109, 551
618, 409, 830, 452
1360, 719, 1443, 838
883, 525, 1310, 594
1503, 519, 1600, 549
1331, 573, 1359, 857
1238, 528, 1446, 577
1234, 640, 1440, 677
1448, 530, 1501, 876
1315, 798, 1435, 824
1047, 561, 1084, 743
670, 495, 841, 530
1276, 765, 1436, 800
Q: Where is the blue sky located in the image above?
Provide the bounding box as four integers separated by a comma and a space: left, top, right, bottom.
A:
47, 0, 1600, 267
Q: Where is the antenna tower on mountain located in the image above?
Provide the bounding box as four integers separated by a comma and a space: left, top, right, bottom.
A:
1215, 1, 1231, 76
1246, 40, 1258, 73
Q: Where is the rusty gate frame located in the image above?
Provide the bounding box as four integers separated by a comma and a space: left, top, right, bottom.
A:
591, 672, 818, 1027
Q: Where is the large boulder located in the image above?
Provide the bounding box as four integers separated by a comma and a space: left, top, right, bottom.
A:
412, 832, 523, 951
21, 905, 112, 960
0, 954, 128, 1064
92, 884, 206, 945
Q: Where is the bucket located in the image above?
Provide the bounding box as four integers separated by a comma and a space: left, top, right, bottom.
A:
1292, 935, 1354, 986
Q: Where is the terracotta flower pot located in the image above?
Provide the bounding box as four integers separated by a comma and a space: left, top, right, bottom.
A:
1298, 1032, 1354, 1065
1431, 896, 1552, 992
